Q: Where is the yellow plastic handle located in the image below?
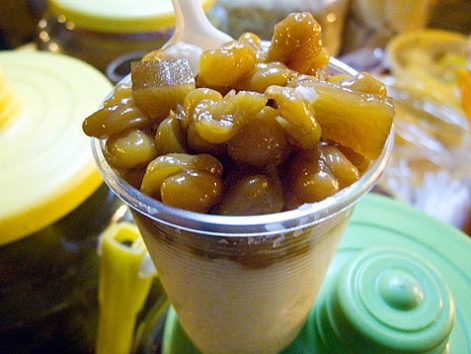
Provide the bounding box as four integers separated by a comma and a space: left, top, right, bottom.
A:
96, 221, 155, 354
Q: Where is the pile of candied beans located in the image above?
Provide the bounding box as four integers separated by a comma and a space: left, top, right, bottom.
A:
83, 13, 393, 215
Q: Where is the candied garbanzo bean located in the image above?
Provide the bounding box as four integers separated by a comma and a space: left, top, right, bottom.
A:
160, 169, 223, 213
155, 113, 188, 155
267, 12, 324, 74
105, 129, 157, 169
227, 106, 289, 167
320, 145, 360, 188
336, 145, 372, 173
288, 147, 340, 203
265, 85, 322, 150
216, 174, 283, 216
183, 88, 224, 124
83, 12, 394, 214
192, 90, 267, 144
334, 72, 388, 97
82, 100, 151, 139
185, 121, 227, 156
239, 62, 297, 93
140, 153, 223, 200
197, 41, 257, 89
103, 81, 132, 107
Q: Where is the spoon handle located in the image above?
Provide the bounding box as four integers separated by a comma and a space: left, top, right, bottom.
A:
169, 0, 232, 49
172, 0, 211, 37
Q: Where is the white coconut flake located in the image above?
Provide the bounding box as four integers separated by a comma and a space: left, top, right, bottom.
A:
294, 85, 318, 102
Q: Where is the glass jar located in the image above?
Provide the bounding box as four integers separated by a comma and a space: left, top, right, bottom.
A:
341, 0, 438, 55
0, 185, 125, 353
36, 0, 216, 83
210, 0, 349, 56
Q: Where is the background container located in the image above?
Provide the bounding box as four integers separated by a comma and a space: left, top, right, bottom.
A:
210, 0, 349, 56
35, 0, 216, 82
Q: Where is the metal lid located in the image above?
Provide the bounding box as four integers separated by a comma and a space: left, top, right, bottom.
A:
0, 51, 112, 245
47, 0, 216, 33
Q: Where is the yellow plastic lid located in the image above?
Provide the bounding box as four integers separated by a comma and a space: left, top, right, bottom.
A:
0, 51, 113, 245
47, 0, 216, 33
0, 68, 22, 130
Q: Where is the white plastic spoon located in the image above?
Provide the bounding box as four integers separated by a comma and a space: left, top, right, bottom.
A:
165, 0, 233, 50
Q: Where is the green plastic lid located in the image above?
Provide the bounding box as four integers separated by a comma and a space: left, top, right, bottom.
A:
47, 0, 216, 33
159, 194, 471, 353
313, 247, 455, 353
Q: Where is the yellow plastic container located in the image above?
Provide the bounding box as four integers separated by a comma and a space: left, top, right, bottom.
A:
385, 29, 471, 114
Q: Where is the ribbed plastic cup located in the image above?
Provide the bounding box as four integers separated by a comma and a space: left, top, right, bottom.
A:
91, 58, 394, 354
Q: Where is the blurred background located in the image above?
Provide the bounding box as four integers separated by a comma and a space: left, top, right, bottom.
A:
1, 0, 470, 50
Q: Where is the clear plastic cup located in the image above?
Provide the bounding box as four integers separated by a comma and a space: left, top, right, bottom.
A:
91, 58, 394, 354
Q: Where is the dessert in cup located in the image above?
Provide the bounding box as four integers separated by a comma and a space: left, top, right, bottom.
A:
84, 12, 394, 354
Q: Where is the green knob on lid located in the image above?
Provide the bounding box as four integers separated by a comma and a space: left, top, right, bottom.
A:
317, 247, 455, 353
377, 268, 423, 310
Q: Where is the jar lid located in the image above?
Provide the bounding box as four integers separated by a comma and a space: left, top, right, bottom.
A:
47, 0, 216, 33
326, 247, 455, 352
0, 51, 112, 245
